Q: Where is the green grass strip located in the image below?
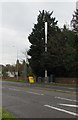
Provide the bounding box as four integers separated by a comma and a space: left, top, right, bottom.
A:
2, 79, 26, 83
2, 78, 78, 87
2, 108, 16, 119
44, 82, 77, 87
0, 108, 2, 120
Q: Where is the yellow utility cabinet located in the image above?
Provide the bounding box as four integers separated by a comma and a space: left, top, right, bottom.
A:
28, 76, 34, 83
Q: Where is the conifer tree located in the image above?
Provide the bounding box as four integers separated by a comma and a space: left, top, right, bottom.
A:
71, 9, 78, 35
28, 10, 59, 77
71, 8, 78, 77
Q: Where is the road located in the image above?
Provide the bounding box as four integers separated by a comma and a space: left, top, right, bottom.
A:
2, 81, 78, 119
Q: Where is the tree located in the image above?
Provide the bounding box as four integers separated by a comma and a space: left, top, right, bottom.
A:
42, 25, 76, 77
71, 8, 78, 77
15, 59, 20, 77
60, 27, 76, 77
28, 10, 77, 78
28, 10, 59, 77
71, 9, 78, 35
2, 65, 8, 77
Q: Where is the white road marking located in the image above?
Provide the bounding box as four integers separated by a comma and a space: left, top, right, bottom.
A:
68, 88, 75, 90
44, 105, 78, 116
55, 96, 78, 102
4, 87, 44, 96
8, 88, 20, 91
59, 104, 78, 107
26, 91, 44, 96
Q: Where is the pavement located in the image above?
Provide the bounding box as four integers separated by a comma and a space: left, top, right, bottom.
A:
1, 81, 78, 119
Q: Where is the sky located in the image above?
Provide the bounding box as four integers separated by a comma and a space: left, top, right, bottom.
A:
0, 1, 77, 65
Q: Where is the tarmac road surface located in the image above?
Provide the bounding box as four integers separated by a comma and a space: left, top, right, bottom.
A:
1, 81, 78, 118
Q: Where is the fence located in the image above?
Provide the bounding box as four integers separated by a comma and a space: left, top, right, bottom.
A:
55, 77, 78, 84
36, 76, 78, 84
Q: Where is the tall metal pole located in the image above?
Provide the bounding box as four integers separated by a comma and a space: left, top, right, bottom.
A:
17, 50, 18, 80
76, 1, 78, 9
45, 22, 47, 82
25, 59, 27, 81
24, 50, 28, 81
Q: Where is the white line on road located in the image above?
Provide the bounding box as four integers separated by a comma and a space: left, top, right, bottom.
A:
59, 103, 78, 107
5, 87, 44, 96
68, 88, 76, 90
26, 91, 44, 96
44, 105, 78, 117
55, 96, 78, 102
8, 88, 20, 91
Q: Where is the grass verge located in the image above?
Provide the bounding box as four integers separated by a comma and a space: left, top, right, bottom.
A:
2, 108, 16, 119
43, 82, 78, 87
2, 78, 26, 83
2, 78, 78, 87
0, 108, 2, 120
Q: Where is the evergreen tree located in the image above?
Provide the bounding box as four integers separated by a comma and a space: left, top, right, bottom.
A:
43, 25, 76, 77
61, 27, 76, 77
71, 8, 78, 77
28, 10, 77, 78
28, 10, 59, 77
71, 9, 78, 35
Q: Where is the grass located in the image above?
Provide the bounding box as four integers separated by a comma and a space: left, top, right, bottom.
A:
43, 82, 78, 87
2, 108, 16, 119
0, 108, 2, 120
2, 78, 78, 87
0, 108, 17, 119
2, 78, 27, 83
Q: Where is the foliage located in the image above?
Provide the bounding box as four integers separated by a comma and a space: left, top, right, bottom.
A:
71, 9, 78, 35
28, 10, 60, 77
2, 66, 8, 77
28, 10, 77, 78
2, 60, 33, 78
41, 26, 76, 77
2, 108, 16, 118
71, 9, 78, 77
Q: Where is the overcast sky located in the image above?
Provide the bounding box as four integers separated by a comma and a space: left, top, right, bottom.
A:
0, 1, 77, 65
